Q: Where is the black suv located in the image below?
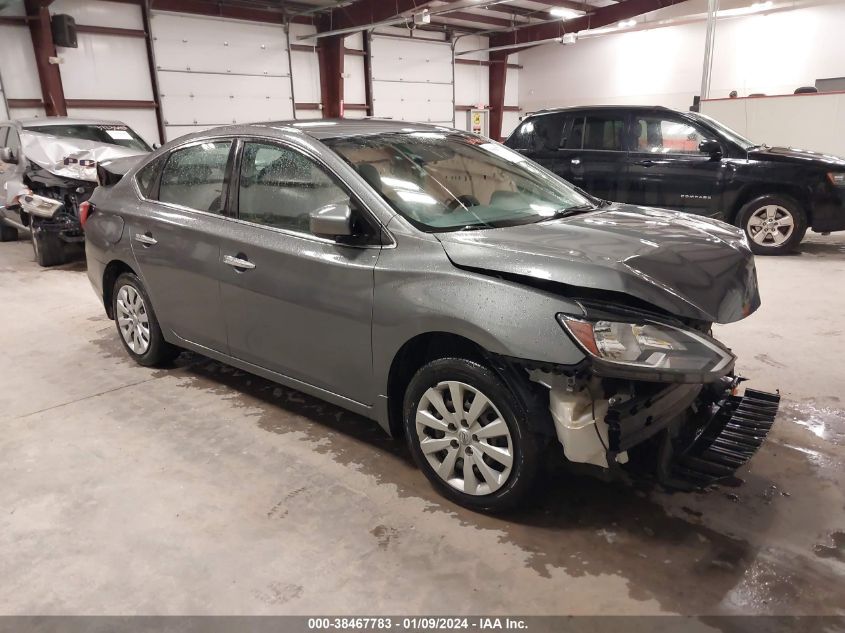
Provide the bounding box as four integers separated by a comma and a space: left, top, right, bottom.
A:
505, 105, 845, 254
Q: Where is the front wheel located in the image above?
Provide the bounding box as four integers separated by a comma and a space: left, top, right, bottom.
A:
736, 195, 807, 255
403, 358, 540, 513
112, 272, 179, 367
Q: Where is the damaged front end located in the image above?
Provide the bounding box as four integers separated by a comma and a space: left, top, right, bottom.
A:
524, 304, 779, 489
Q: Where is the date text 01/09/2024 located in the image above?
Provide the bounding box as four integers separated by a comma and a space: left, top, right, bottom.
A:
306, 617, 528, 630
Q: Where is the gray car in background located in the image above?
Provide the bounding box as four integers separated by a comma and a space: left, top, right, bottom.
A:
84, 119, 779, 512
0, 117, 150, 266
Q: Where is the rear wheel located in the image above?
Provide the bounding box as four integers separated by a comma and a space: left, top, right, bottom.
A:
403, 358, 540, 513
31, 223, 66, 267
0, 224, 18, 242
736, 195, 807, 255
112, 272, 179, 367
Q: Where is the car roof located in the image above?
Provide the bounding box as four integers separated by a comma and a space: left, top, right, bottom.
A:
13, 117, 129, 128
525, 105, 678, 117
253, 118, 456, 140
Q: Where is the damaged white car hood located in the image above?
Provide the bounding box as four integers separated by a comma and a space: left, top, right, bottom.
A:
20, 130, 147, 183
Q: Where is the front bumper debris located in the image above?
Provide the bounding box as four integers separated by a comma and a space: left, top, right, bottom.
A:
667, 388, 779, 488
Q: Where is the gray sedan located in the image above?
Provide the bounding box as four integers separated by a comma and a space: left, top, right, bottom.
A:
84, 119, 778, 512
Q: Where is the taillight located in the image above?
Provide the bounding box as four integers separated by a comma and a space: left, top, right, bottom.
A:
79, 201, 94, 229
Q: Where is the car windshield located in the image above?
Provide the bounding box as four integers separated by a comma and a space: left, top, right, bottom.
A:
689, 113, 756, 150
324, 131, 594, 232
22, 123, 151, 152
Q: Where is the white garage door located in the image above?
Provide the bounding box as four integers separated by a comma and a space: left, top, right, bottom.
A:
370, 32, 454, 126
150, 12, 293, 141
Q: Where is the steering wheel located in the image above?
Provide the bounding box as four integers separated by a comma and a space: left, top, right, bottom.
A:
446, 195, 481, 213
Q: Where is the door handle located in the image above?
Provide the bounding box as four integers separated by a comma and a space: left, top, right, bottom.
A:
636, 159, 656, 167
134, 232, 157, 246
223, 254, 256, 271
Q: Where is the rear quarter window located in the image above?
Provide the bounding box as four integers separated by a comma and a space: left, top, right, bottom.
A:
136, 155, 166, 199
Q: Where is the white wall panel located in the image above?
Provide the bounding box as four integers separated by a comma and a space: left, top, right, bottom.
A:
373, 81, 453, 124
0, 25, 42, 102
344, 55, 366, 107
158, 71, 291, 125
9, 107, 47, 119
371, 33, 453, 125
371, 36, 452, 83
701, 93, 845, 158
151, 12, 293, 138
164, 125, 215, 141
518, 1, 845, 114
455, 65, 487, 109
291, 50, 320, 105
66, 107, 159, 146
151, 13, 288, 76
59, 33, 154, 100
50, 0, 142, 29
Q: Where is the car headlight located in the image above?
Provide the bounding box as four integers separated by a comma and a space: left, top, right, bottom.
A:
558, 315, 735, 382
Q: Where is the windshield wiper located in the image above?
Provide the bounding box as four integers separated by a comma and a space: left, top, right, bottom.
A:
538, 204, 597, 221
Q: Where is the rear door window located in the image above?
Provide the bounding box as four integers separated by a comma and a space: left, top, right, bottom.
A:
158, 141, 233, 213
632, 116, 707, 154
583, 114, 625, 151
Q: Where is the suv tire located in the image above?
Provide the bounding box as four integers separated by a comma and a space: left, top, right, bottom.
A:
736, 194, 807, 255
112, 272, 179, 367
31, 223, 66, 267
403, 357, 540, 513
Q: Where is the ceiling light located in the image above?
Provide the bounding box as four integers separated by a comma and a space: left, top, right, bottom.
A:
618, 19, 637, 28
550, 7, 586, 20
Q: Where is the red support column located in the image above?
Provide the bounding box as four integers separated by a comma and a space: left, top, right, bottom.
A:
25, 0, 67, 117
488, 51, 508, 142
317, 17, 345, 119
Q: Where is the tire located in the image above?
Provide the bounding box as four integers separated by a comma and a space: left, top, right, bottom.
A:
403, 357, 540, 513
112, 272, 179, 367
31, 224, 66, 267
736, 194, 807, 255
0, 223, 18, 242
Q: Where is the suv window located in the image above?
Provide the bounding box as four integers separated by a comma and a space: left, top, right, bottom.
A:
237, 142, 350, 234
159, 141, 232, 213
509, 114, 568, 152
632, 116, 706, 154
583, 114, 625, 151
136, 155, 166, 199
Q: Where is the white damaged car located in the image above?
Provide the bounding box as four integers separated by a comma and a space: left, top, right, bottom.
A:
0, 118, 150, 266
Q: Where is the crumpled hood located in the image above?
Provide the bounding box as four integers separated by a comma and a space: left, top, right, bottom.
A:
20, 130, 148, 183
436, 205, 760, 324
749, 145, 845, 169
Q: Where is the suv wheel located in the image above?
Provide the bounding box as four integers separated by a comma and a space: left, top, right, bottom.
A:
0, 224, 18, 242
31, 223, 66, 267
403, 358, 539, 512
736, 195, 807, 255
112, 272, 179, 367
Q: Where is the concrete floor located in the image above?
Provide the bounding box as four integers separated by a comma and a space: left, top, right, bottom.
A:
1, 233, 844, 616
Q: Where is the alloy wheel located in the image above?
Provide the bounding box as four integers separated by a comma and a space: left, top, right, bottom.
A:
746, 204, 795, 247
415, 381, 514, 496
116, 284, 151, 355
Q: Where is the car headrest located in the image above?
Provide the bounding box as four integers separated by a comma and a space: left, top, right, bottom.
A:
357, 163, 382, 192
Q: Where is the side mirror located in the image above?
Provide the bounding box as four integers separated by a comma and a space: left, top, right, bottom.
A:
699, 139, 721, 156
152, 143, 161, 150
0, 147, 16, 163
310, 202, 354, 238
